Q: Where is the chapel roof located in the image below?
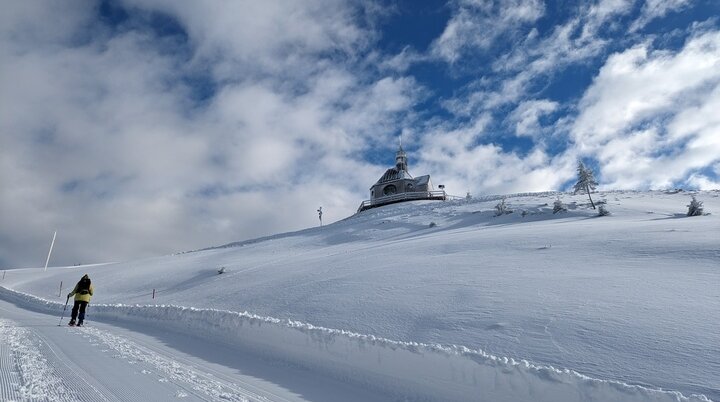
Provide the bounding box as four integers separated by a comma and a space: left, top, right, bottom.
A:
376, 167, 412, 184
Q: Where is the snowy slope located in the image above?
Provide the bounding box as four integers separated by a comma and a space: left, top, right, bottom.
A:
2, 190, 719, 401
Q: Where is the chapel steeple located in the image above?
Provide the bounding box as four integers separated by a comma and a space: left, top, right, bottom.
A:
395, 143, 408, 172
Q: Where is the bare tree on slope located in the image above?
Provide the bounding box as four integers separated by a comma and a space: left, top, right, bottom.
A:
574, 161, 598, 209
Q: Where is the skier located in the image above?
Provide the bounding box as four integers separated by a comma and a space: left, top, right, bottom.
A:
67, 274, 93, 327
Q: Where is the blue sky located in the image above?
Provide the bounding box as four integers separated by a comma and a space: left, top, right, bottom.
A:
1, 0, 719, 267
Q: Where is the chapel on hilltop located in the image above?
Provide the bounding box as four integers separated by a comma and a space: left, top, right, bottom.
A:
357, 142, 446, 212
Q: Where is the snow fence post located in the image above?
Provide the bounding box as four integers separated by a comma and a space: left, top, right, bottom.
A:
152, 288, 155, 299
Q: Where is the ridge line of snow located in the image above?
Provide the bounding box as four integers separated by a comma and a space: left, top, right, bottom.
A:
181, 189, 716, 255
0, 286, 712, 402
195, 192, 566, 253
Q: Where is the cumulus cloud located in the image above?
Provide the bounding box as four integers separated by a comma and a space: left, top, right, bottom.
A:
687, 163, 720, 190
572, 30, 720, 189
0, 1, 419, 267
119, 0, 371, 80
414, 117, 576, 196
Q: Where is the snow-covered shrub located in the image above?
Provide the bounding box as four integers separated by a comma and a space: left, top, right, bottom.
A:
494, 198, 512, 216
598, 204, 610, 216
686, 196, 704, 216
428, 222, 437, 228
521, 210, 528, 217
553, 198, 567, 214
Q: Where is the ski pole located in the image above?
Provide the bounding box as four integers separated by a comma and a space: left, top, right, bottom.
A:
58, 295, 70, 326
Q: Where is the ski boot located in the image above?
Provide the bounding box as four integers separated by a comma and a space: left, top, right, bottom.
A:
68, 319, 76, 326
76, 321, 83, 327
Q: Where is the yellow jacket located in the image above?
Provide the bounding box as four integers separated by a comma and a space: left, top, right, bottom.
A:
68, 281, 94, 302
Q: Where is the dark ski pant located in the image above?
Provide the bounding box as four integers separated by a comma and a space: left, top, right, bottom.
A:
71, 300, 88, 323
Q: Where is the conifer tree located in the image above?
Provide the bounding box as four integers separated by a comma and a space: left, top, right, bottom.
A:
573, 161, 598, 209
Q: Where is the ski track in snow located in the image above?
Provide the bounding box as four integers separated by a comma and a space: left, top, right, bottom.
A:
0, 318, 86, 402
79, 326, 263, 402
0, 307, 281, 402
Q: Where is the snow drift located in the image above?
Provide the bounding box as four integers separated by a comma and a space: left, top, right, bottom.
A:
1, 286, 711, 402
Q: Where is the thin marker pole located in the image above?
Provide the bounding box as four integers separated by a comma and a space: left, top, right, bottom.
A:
58, 281, 63, 297
58, 296, 70, 326
44, 231, 57, 272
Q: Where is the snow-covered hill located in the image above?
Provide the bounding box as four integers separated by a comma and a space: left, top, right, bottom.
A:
2, 190, 719, 401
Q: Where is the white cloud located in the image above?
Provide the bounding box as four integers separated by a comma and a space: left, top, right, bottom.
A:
379, 46, 427, 73
571, 30, 720, 189
0, 2, 93, 48
410, 0, 657, 197
686, 173, 720, 190
508, 99, 559, 137
441, 0, 632, 116
430, 0, 545, 63
0, 1, 421, 267
583, 0, 636, 36
414, 117, 576, 196
630, 0, 691, 32
119, 0, 370, 80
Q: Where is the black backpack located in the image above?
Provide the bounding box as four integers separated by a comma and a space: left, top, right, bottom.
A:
77, 277, 91, 295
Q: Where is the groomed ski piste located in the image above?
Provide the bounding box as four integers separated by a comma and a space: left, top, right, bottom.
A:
1, 190, 718, 401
